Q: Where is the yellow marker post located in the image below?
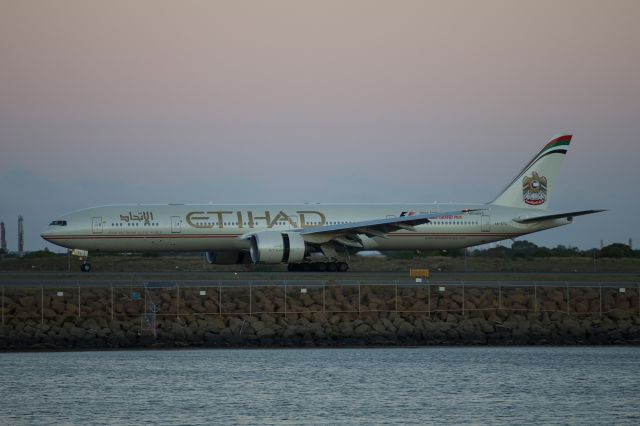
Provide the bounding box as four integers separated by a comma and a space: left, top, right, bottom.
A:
410, 268, 430, 282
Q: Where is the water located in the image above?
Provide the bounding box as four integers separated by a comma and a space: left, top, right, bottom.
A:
1, 347, 639, 425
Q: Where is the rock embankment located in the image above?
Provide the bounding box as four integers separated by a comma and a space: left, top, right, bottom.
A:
1, 284, 638, 349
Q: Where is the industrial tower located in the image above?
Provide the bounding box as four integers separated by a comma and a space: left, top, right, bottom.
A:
0, 221, 6, 253
18, 215, 24, 256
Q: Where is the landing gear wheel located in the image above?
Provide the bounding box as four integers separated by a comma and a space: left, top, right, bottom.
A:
80, 263, 91, 272
287, 263, 295, 272
327, 262, 338, 272
302, 263, 311, 272
337, 262, 349, 272
314, 262, 327, 272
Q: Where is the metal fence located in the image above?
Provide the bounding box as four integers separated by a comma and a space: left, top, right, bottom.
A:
1, 281, 639, 324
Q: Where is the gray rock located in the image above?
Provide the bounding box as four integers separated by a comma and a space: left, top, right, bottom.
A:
354, 323, 371, 335
256, 327, 275, 338
227, 317, 244, 333
371, 321, 387, 334
397, 321, 414, 336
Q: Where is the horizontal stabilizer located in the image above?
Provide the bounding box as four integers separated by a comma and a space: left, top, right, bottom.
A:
514, 209, 606, 223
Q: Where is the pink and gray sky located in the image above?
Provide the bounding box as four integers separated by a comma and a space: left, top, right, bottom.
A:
1, 0, 639, 251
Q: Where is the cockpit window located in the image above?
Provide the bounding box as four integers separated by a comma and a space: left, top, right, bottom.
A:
49, 220, 67, 226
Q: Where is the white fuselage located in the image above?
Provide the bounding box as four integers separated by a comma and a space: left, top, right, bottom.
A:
41, 203, 568, 252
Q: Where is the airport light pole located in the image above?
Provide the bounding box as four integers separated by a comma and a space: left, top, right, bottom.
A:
464, 248, 468, 271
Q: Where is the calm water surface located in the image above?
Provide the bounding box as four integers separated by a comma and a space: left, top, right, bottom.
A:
1, 347, 639, 425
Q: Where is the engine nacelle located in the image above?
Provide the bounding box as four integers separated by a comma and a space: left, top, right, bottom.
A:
249, 232, 306, 264
205, 250, 248, 265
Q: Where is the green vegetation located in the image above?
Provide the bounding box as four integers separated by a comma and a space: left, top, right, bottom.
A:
387, 241, 638, 260
0, 242, 638, 274
23, 248, 58, 258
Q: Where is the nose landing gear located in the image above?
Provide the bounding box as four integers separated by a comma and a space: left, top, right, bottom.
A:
71, 249, 92, 272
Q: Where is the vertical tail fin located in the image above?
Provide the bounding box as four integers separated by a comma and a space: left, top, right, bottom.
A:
490, 134, 572, 210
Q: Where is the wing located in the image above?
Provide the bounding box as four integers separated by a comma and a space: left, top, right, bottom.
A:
298, 209, 484, 247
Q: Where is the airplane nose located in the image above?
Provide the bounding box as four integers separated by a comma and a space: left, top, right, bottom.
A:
41, 219, 70, 248
41, 226, 55, 241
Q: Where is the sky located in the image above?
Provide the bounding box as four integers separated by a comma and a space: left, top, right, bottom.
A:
1, 0, 639, 252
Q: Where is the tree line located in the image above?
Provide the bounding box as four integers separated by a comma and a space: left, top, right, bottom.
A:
387, 241, 638, 259
1, 241, 638, 259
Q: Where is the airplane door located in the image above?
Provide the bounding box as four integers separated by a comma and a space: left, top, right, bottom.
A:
481, 215, 491, 232
171, 216, 181, 233
92, 217, 103, 234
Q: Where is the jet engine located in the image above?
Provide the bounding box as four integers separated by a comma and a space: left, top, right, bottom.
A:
249, 232, 306, 264
205, 250, 249, 265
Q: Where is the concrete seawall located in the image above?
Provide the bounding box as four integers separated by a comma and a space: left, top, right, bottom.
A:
1, 281, 639, 349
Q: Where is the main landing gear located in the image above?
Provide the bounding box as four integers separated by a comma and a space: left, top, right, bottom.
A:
287, 262, 349, 273
80, 262, 92, 272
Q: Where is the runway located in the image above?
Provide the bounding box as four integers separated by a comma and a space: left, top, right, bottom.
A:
1, 270, 639, 278
0, 271, 637, 288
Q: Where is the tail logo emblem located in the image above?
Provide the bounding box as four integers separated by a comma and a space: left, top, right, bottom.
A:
522, 172, 547, 205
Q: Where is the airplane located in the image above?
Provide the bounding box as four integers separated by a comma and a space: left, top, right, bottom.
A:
41, 134, 603, 272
